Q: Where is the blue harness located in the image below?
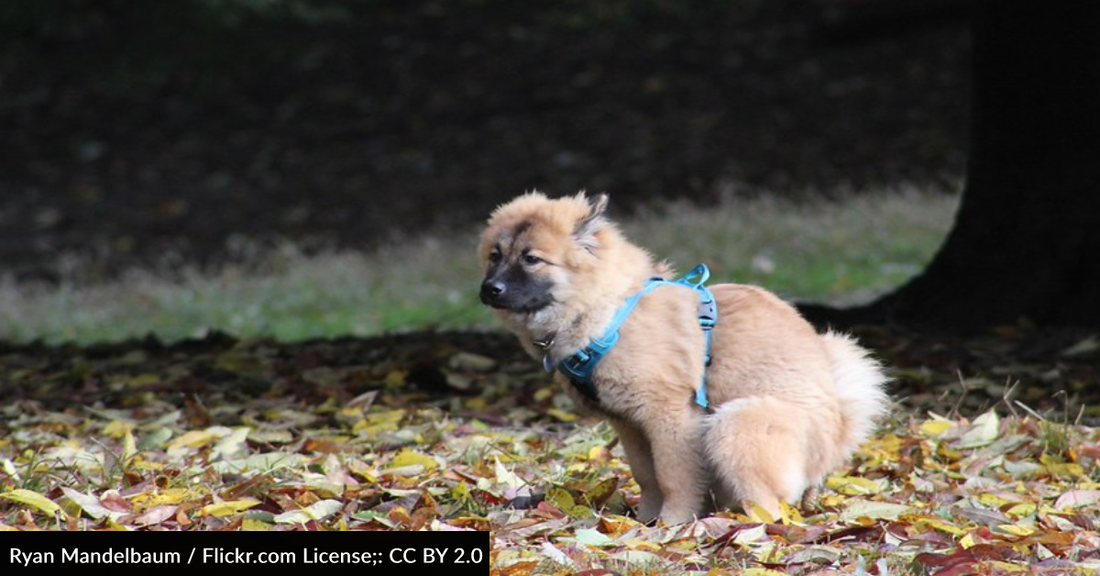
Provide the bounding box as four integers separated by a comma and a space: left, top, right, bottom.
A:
550, 264, 717, 410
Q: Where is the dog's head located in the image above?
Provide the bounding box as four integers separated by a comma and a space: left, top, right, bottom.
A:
478, 191, 609, 315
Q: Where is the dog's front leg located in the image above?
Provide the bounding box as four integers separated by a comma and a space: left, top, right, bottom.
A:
643, 407, 707, 524
609, 419, 662, 523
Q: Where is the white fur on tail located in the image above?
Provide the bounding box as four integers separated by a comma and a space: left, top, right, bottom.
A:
820, 331, 890, 456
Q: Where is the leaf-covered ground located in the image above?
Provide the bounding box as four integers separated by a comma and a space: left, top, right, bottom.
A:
1, 327, 1099, 575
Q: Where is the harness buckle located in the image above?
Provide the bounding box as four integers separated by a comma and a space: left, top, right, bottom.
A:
698, 300, 717, 329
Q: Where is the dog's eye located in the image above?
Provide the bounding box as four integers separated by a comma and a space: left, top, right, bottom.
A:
488, 248, 502, 264
522, 253, 542, 266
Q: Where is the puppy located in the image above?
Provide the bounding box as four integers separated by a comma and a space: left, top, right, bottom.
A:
478, 191, 888, 524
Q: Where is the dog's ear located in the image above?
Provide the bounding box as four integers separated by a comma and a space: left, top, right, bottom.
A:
587, 193, 609, 219
574, 192, 609, 249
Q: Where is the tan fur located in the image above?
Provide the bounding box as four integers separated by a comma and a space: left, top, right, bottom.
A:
479, 191, 889, 524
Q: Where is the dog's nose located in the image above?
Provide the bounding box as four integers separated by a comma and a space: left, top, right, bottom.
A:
480, 279, 506, 302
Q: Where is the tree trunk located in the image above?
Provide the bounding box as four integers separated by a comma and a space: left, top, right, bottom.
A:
806, 0, 1100, 330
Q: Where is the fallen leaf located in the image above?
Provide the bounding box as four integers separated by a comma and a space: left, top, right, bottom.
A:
1, 489, 62, 516
1053, 489, 1100, 510
826, 475, 889, 496
274, 499, 344, 524
920, 417, 956, 437
132, 505, 177, 526
166, 426, 233, 451
385, 449, 440, 474
59, 488, 124, 521
573, 528, 618, 548
955, 411, 1000, 449
839, 500, 913, 521
201, 499, 262, 517
1061, 335, 1099, 357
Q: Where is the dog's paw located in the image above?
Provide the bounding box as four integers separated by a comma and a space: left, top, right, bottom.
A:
635, 500, 662, 525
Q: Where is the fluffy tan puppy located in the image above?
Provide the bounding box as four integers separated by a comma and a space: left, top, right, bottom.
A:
478, 191, 889, 524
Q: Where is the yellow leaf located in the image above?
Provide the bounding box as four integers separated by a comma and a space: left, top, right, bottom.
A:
909, 515, 967, 536
102, 420, 135, 438
353, 409, 405, 436
1005, 502, 1037, 518
132, 488, 201, 508
1044, 461, 1085, 478
104, 519, 133, 531
826, 475, 888, 495
984, 561, 1029, 573
545, 487, 591, 519
167, 427, 229, 451
778, 500, 804, 525
936, 443, 964, 462
743, 501, 775, 523
920, 418, 956, 437
242, 518, 273, 531
201, 498, 261, 517
383, 369, 408, 388
127, 457, 165, 473
997, 523, 1037, 537
336, 407, 364, 423
0, 489, 62, 516
587, 445, 609, 461
121, 428, 138, 462
998, 523, 1038, 538
346, 470, 379, 490
533, 386, 555, 402
464, 397, 489, 410
388, 450, 439, 472
978, 493, 1014, 508
861, 433, 903, 464
546, 409, 578, 422
583, 477, 618, 508
959, 532, 977, 549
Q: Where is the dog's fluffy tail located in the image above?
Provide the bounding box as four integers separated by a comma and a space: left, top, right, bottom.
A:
820, 331, 890, 457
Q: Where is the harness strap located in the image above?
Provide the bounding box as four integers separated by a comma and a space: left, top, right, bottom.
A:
553, 263, 716, 409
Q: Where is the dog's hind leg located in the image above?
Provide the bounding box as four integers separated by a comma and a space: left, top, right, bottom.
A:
703, 397, 812, 519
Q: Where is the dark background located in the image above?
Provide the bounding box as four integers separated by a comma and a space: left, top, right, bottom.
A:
0, 0, 969, 281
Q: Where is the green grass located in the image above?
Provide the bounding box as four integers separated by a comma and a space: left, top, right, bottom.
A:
627, 185, 957, 305
0, 187, 957, 345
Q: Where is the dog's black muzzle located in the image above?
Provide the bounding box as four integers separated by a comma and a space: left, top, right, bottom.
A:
479, 278, 508, 307
479, 266, 554, 312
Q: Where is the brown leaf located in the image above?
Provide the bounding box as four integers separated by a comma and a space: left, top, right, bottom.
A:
1053, 489, 1100, 510
132, 505, 177, 527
